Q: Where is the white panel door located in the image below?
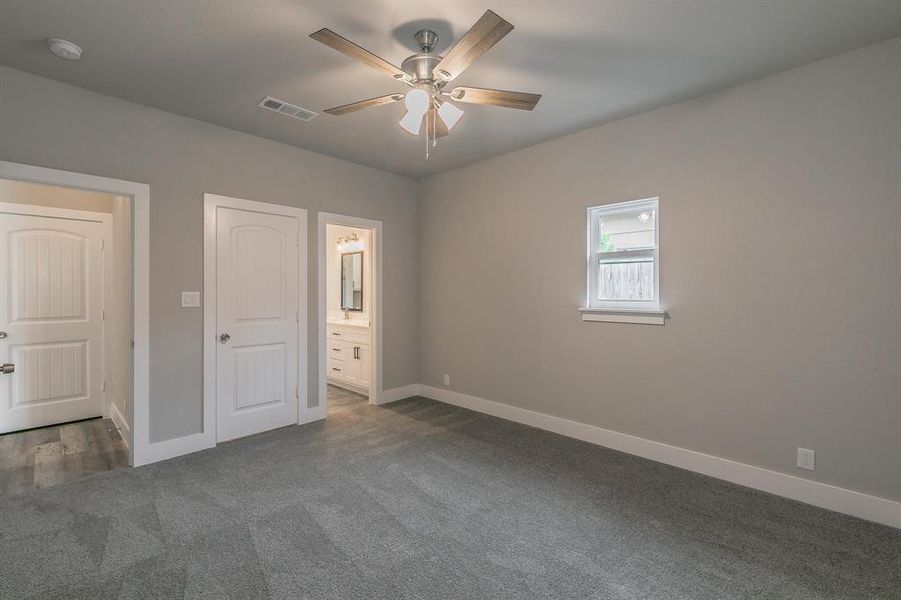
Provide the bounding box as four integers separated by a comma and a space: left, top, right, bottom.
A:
216, 206, 299, 441
0, 213, 104, 433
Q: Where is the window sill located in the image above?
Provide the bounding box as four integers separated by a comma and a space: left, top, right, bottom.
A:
579, 307, 666, 325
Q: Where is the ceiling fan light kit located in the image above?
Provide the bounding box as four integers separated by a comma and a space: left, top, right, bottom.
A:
437, 100, 463, 130
310, 9, 541, 158
399, 109, 424, 135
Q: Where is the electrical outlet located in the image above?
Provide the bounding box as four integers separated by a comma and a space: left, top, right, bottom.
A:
797, 447, 815, 471
443, 374, 450, 386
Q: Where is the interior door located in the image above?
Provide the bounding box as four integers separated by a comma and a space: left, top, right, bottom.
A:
0, 212, 104, 433
216, 206, 299, 441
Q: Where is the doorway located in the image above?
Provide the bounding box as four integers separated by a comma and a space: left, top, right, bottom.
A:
203, 194, 308, 442
0, 177, 132, 493
317, 213, 382, 415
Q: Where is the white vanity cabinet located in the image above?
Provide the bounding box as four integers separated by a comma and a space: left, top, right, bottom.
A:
326, 323, 371, 394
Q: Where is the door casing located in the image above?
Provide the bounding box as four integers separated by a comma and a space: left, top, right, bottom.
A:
0, 161, 150, 467
317, 212, 383, 417
203, 193, 309, 443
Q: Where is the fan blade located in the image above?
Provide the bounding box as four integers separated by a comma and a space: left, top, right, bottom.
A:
428, 105, 449, 138
324, 94, 405, 116
449, 86, 541, 111
310, 28, 409, 81
433, 10, 513, 82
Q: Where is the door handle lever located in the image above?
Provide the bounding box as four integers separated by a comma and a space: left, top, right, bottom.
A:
1, 363, 14, 375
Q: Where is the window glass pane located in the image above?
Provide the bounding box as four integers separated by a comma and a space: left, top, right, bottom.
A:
598, 207, 655, 252
598, 257, 654, 301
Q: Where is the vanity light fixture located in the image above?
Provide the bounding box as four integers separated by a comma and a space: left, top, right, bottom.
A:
337, 232, 364, 253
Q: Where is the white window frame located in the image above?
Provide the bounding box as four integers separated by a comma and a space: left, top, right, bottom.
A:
583, 197, 662, 323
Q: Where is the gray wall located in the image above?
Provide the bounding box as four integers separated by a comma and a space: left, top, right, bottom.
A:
419, 38, 901, 501
0, 66, 420, 443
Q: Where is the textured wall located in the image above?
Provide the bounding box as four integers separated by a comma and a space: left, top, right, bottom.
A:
419, 38, 901, 500
0, 66, 420, 443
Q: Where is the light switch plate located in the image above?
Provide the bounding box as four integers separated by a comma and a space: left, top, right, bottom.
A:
181, 291, 201, 308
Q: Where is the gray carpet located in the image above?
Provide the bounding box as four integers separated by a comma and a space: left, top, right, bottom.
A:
1, 395, 898, 599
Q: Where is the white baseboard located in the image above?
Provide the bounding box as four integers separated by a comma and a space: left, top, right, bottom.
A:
418, 385, 900, 529
299, 405, 326, 425
134, 432, 215, 467
327, 378, 370, 397
134, 383, 418, 467
375, 383, 421, 405
107, 401, 130, 448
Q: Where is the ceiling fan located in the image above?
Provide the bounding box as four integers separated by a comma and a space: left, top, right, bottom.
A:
310, 10, 541, 156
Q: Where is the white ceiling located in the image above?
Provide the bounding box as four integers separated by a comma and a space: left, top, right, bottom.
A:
2, 1, 900, 178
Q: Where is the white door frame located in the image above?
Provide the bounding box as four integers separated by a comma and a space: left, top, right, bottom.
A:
317, 212, 383, 415
0, 202, 114, 427
203, 193, 309, 441
0, 160, 149, 466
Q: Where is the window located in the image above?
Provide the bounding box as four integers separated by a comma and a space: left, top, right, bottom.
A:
586, 198, 659, 312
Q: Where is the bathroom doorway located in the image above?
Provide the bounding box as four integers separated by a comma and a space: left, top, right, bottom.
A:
317, 213, 382, 416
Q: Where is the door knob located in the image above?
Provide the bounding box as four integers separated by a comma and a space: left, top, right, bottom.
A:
1, 364, 14, 375
0, 331, 7, 339
219, 332, 231, 344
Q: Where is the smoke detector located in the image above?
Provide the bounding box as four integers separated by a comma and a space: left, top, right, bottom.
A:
257, 96, 318, 122
47, 38, 83, 61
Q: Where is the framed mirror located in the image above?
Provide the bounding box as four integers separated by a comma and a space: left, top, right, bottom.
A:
341, 251, 363, 311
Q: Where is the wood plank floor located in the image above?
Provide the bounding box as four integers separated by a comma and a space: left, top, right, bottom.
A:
0, 418, 128, 498
327, 383, 368, 412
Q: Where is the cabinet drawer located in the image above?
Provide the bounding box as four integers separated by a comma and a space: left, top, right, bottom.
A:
343, 329, 370, 344
328, 327, 369, 344
328, 358, 345, 377
328, 343, 345, 360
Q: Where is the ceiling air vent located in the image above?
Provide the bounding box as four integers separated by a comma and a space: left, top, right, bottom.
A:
257, 96, 318, 122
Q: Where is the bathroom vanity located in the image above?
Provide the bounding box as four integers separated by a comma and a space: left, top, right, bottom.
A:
326, 321, 371, 394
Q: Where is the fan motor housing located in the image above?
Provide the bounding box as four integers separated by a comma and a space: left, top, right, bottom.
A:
401, 53, 442, 83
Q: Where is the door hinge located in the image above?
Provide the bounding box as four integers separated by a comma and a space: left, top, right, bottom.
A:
101, 238, 105, 250
102, 381, 107, 392
101, 309, 106, 321
296, 311, 299, 323
295, 387, 299, 399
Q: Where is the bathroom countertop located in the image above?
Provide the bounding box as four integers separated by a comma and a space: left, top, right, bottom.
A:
327, 319, 370, 328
